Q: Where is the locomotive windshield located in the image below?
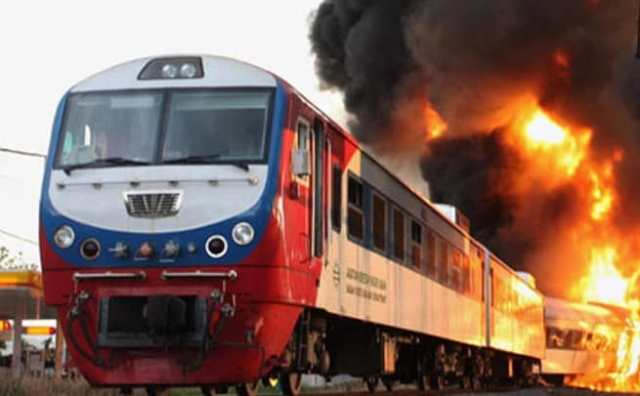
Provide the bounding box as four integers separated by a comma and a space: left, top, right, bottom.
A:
56, 90, 271, 169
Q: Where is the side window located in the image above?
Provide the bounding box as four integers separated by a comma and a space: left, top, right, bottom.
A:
297, 119, 310, 150
392, 208, 405, 261
477, 249, 485, 301
438, 240, 448, 284
371, 192, 387, 252
425, 231, 437, 277
331, 166, 342, 231
450, 249, 462, 291
293, 118, 311, 181
347, 176, 364, 241
462, 255, 471, 296
410, 220, 422, 268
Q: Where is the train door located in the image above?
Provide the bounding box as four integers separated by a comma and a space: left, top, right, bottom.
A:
311, 118, 327, 261
293, 116, 312, 260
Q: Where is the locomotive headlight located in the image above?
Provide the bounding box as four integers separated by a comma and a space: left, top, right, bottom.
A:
161, 64, 178, 79
138, 57, 204, 80
179, 63, 197, 78
53, 226, 75, 249
232, 222, 254, 246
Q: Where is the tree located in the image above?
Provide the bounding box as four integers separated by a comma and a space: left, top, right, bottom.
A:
0, 246, 37, 271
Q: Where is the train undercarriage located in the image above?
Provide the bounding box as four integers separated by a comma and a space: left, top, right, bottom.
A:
204, 309, 542, 396
67, 296, 540, 396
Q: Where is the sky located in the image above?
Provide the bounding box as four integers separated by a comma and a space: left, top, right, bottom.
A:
0, 1, 345, 267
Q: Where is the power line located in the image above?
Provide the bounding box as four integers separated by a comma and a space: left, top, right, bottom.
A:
0, 228, 37, 246
0, 147, 46, 159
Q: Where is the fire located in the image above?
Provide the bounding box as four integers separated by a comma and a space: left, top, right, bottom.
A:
578, 247, 627, 307
517, 108, 591, 177
590, 170, 614, 221
420, 71, 637, 389
554, 50, 570, 69
512, 105, 640, 390
424, 102, 447, 139
524, 110, 566, 146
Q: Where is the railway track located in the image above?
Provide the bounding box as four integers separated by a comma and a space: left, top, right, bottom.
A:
302, 389, 626, 396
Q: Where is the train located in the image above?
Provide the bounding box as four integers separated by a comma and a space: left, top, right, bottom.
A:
39, 55, 629, 395
541, 297, 628, 385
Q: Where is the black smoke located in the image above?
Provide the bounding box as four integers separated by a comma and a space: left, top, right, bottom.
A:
310, 0, 640, 296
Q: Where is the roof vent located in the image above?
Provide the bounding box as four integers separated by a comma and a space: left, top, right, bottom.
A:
433, 204, 470, 232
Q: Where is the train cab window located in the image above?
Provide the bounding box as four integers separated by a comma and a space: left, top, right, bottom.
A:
331, 166, 342, 231
57, 92, 163, 167
425, 231, 437, 277
347, 176, 364, 241
163, 91, 270, 163
371, 192, 387, 252
392, 208, 405, 261
410, 220, 422, 268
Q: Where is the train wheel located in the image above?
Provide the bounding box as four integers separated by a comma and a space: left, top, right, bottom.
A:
381, 377, 395, 392
416, 357, 430, 391
145, 386, 170, 396
280, 372, 303, 396
365, 376, 378, 393
460, 375, 472, 390
430, 375, 445, 390
201, 386, 215, 395
417, 373, 430, 392
236, 381, 259, 396
119, 387, 133, 395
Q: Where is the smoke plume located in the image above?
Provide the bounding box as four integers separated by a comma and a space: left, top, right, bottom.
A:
310, 0, 640, 297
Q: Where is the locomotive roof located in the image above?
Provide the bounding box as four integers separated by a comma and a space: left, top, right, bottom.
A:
71, 54, 277, 93
544, 296, 627, 326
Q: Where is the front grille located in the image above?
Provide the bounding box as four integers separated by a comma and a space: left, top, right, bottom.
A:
97, 296, 207, 348
124, 191, 182, 218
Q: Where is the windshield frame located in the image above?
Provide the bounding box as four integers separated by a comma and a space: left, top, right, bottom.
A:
53, 87, 276, 170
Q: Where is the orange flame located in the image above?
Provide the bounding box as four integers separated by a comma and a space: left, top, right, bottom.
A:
514, 106, 638, 390
421, 92, 637, 389
590, 170, 614, 221
424, 102, 447, 139
554, 51, 570, 69
577, 247, 627, 307
525, 110, 566, 146
517, 108, 591, 177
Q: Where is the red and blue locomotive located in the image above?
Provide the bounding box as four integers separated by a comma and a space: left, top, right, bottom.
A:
40, 55, 546, 394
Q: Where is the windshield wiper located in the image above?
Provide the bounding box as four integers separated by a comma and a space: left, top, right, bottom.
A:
62, 157, 151, 175
163, 154, 250, 172
162, 154, 223, 164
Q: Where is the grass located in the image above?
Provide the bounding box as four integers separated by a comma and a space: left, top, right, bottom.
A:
0, 373, 363, 396
0, 376, 115, 396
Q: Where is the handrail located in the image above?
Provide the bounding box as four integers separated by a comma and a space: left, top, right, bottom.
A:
161, 270, 238, 281
73, 271, 146, 281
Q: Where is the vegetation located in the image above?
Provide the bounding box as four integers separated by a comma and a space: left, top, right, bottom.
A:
0, 246, 37, 271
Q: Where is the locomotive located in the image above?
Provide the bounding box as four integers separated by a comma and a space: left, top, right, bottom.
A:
39, 55, 615, 395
